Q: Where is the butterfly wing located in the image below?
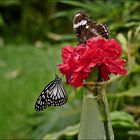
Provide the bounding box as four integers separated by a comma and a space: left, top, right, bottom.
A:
35, 80, 56, 111
73, 11, 92, 44
35, 76, 67, 112
94, 23, 109, 39
52, 82, 68, 106
73, 11, 109, 44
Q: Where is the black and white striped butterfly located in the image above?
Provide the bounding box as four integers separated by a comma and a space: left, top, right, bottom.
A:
73, 11, 109, 44
35, 75, 68, 111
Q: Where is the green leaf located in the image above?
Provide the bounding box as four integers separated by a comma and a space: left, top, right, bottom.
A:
59, 0, 94, 11
108, 85, 140, 98
116, 33, 128, 53
42, 111, 139, 139
0, 14, 4, 26
0, 0, 20, 6
43, 124, 79, 139
124, 22, 140, 27
134, 26, 140, 40
128, 130, 140, 137
110, 111, 139, 129
118, 85, 140, 98
30, 99, 81, 139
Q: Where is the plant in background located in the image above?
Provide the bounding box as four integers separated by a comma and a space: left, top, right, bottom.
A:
58, 11, 127, 140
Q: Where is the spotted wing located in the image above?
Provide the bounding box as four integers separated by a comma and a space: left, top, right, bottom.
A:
35, 77, 67, 112
73, 11, 109, 44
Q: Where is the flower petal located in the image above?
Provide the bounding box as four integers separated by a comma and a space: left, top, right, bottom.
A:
62, 46, 74, 63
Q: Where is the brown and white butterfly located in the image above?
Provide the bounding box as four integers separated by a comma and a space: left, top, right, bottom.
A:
73, 11, 109, 44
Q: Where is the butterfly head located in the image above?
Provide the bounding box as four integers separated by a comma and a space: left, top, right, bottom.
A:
55, 75, 62, 82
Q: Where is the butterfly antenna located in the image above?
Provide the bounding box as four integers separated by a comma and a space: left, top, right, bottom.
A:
51, 57, 57, 78
51, 56, 63, 79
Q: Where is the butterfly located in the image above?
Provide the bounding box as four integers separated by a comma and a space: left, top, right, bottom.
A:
35, 75, 68, 111
73, 11, 109, 44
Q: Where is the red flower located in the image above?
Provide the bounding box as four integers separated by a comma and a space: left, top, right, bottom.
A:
58, 37, 127, 87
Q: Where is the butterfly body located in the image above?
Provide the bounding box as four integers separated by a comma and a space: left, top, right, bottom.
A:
35, 75, 67, 111
73, 11, 109, 44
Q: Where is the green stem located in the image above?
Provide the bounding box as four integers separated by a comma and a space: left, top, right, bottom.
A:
96, 89, 112, 140
79, 82, 114, 140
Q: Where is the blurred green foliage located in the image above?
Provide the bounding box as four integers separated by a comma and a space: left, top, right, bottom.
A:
0, 0, 140, 139
0, 0, 140, 43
